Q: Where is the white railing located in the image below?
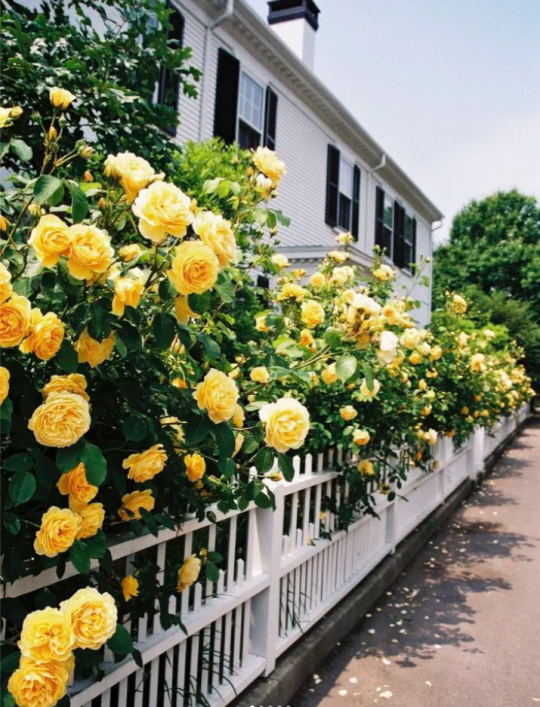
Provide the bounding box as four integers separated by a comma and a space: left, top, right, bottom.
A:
2, 404, 529, 707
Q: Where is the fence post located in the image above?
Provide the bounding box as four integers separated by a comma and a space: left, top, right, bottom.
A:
472, 428, 485, 479
249, 484, 285, 676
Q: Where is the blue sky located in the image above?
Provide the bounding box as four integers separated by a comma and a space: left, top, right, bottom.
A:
246, 0, 540, 241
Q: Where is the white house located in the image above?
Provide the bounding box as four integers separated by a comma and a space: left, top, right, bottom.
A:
155, 0, 443, 324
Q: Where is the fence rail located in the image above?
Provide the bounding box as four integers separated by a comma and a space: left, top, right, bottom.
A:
2, 405, 530, 707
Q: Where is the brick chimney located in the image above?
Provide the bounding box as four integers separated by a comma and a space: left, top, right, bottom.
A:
267, 0, 320, 71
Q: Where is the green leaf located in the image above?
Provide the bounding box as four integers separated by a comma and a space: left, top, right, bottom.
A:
255, 492, 272, 508
202, 177, 223, 194
57, 441, 84, 472
336, 355, 357, 382
56, 340, 78, 373
10, 139, 32, 162
184, 415, 213, 445
84, 530, 107, 559
1, 398, 13, 433
206, 563, 220, 582
212, 423, 235, 457
34, 175, 64, 205
214, 275, 235, 304
9, 472, 36, 506
152, 312, 176, 349
254, 447, 275, 474
88, 301, 107, 340
3, 512, 21, 536
278, 454, 295, 482
70, 540, 91, 575
107, 624, 133, 656
0, 651, 21, 673
3, 453, 33, 472
81, 443, 107, 486
188, 291, 211, 314
363, 363, 375, 392
122, 415, 148, 442
68, 183, 88, 223
0, 142, 9, 160
324, 328, 342, 348
218, 458, 235, 477
198, 333, 220, 358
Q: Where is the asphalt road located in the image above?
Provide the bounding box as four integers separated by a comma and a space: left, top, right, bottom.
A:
292, 417, 540, 707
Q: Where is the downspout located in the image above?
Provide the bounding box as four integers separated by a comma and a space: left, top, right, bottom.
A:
198, 0, 235, 141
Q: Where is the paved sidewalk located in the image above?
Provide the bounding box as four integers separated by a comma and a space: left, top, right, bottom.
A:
292, 418, 540, 707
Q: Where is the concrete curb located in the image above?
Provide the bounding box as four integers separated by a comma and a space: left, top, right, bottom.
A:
231, 416, 532, 707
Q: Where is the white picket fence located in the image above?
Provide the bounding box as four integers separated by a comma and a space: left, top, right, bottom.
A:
2, 405, 529, 707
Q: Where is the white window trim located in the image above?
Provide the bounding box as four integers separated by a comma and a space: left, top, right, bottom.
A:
237, 70, 265, 140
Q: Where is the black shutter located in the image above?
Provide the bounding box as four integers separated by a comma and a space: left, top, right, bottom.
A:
213, 48, 240, 144
263, 87, 278, 150
157, 4, 185, 135
375, 186, 385, 247
411, 217, 417, 266
393, 202, 406, 268
351, 165, 361, 241
325, 145, 340, 227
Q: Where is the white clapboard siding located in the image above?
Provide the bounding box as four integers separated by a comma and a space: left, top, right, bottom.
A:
1, 406, 528, 707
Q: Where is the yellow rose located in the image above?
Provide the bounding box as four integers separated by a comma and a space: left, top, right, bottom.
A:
132, 181, 194, 242
430, 345, 443, 361
470, 353, 487, 372
372, 264, 395, 281
340, 405, 357, 421
452, 294, 468, 314
1, 293, 32, 347
255, 315, 270, 332
0, 365, 10, 404
34, 507, 81, 557
174, 295, 198, 325
336, 231, 353, 245
425, 429, 438, 446
29, 392, 90, 448
176, 554, 201, 592
259, 397, 310, 453
193, 210, 236, 268
60, 587, 117, 650
74, 329, 115, 367
331, 266, 354, 285
353, 429, 370, 445
417, 342, 431, 357
122, 444, 167, 483
20, 310, 64, 361
49, 87, 75, 109
167, 240, 219, 296
19, 608, 75, 663
184, 453, 206, 482
250, 366, 270, 384
359, 378, 381, 400
121, 575, 139, 602
57, 463, 98, 510
277, 283, 307, 301
299, 329, 315, 349
409, 351, 423, 365
0, 107, 13, 128
309, 272, 326, 289
400, 328, 421, 349
193, 368, 239, 424
76, 502, 105, 539
112, 269, 146, 317
0, 262, 12, 303
118, 243, 142, 262
42, 373, 89, 401
172, 376, 188, 389
322, 363, 338, 385
233, 432, 244, 457
66, 225, 114, 280
8, 657, 70, 707
300, 299, 325, 328
104, 152, 161, 202
253, 146, 286, 186
328, 250, 348, 263
232, 403, 245, 428
28, 215, 71, 268
271, 253, 290, 269
358, 460, 375, 476
118, 489, 155, 521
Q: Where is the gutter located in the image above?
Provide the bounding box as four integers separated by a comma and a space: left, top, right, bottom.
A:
198, 0, 235, 141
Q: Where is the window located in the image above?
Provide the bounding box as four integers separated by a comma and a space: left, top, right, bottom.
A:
214, 51, 279, 150
325, 145, 361, 239
238, 72, 264, 149
156, 3, 185, 136
403, 212, 416, 270
375, 186, 393, 256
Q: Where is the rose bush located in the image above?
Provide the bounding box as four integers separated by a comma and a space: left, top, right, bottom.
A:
0, 95, 533, 706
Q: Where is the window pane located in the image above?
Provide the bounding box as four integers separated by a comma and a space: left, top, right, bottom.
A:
404, 213, 413, 243
338, 194, 351, 230
383, 195, 393, 229
339, 158, 354, 199
238, 120, 261, 150
239, 72, 264, 131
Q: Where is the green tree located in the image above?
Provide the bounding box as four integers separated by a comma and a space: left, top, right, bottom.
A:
1, 0, 201, 173
433, 190, 540, 385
